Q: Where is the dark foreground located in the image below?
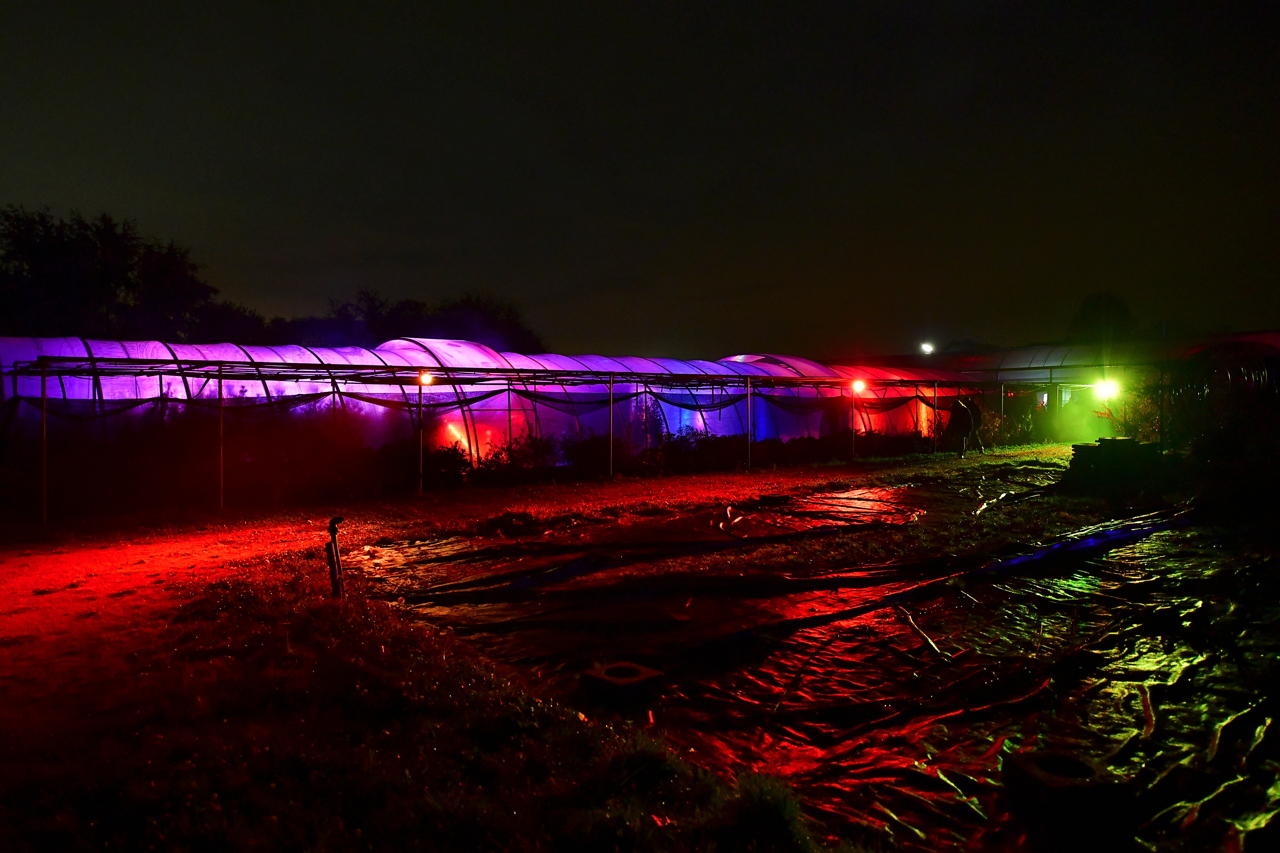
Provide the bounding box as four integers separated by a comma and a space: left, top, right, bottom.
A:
2, 448, 1277, 850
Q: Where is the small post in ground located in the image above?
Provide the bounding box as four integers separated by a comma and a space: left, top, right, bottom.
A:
325, 516, 345, 598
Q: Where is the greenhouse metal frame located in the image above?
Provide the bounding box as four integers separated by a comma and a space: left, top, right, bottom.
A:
1, 335, 1003, 521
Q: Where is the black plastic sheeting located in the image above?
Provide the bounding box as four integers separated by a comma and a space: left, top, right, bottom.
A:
355, 486, 1280, 850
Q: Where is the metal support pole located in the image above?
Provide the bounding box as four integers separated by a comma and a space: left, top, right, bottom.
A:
999, 383, 1004, 446
932, 382, 938, 453
1158, 371, 1166, 452
643, 384, 650, 452
417, 383, 424, 495
608, 373, 614, 478
464, 410, 475, 468
746, 376, 753, 470
40, 365, 47, 526
1122, 378, 1128, 438
850, 391, 857, 463
507, 380, 514, 461
1048, 382, 1060, 442
218, 368, 225, 512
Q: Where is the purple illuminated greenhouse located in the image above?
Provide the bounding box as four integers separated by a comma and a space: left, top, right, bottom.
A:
0, 335, 974, 463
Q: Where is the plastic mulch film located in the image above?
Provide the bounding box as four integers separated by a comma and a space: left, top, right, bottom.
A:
354, 493, 1280, 850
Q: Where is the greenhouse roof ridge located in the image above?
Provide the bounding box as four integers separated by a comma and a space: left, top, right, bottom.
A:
1, 335, 977, 395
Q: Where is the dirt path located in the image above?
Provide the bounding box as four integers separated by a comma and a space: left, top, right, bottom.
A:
0, 520, 328, 758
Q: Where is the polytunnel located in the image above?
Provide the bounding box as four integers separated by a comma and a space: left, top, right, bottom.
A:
0, 335, 979, 515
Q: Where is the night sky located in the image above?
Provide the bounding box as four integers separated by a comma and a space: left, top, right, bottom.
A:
3, 2, 1277, 360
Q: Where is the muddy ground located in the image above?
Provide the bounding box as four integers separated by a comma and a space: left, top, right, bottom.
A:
3, 447, 1277, 850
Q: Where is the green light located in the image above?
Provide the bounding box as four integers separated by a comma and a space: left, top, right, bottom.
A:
1095, 379, 1119, 400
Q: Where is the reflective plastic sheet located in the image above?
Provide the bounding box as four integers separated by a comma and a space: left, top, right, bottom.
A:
355, 491, 1279, 850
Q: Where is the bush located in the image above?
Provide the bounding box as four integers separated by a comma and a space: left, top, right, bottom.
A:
561, 433, 634, 478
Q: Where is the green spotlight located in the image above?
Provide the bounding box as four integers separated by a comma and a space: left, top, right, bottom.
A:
1095, 379, 1119, 400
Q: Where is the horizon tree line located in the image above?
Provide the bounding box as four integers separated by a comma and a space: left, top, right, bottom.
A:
0, 206, 545, 353
5, 205, 1162, 356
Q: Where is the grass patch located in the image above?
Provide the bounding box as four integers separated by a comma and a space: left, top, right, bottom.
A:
0, 548, 858, 852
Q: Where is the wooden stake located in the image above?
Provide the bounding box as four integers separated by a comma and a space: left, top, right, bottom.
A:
325, 516, 345, 598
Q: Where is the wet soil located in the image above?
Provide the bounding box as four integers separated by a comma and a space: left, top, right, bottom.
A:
350, 452, 1280, 851
0, 457, 1015, 790
18, 448, 1270, 850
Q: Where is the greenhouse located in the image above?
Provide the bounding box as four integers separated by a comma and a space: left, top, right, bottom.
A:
0, 335, 978, 455
0, 335, 981, 515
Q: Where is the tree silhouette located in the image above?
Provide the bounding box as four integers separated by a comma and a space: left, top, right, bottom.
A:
414, 294, 546, 353
1065, 291, 1139, 344
288, 289, 547, 352
1, 207, 547, 351
0, 206, 239, 342
191, 299, 274, 345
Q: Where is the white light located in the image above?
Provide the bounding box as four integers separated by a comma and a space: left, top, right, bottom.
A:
1096, 379, 1119, 400
851, 380, 866, 393
418, 371, 434, 385
920, 343, 934, 354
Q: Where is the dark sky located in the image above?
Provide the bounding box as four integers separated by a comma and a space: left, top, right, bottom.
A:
3, 2, 1277, 360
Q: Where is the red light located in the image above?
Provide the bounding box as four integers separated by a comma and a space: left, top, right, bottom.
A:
851, 380, 866, 393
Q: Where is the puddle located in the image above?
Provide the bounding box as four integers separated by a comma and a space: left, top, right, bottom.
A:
726, 487, 922, 535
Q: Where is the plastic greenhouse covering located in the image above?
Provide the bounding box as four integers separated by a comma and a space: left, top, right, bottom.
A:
920, 330, 1280, 384
0, 336, 976, 462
